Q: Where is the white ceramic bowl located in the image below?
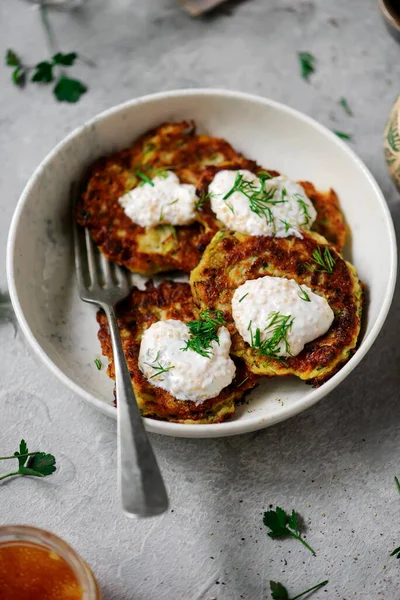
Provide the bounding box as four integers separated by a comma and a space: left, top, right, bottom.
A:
7, 89, 397, 438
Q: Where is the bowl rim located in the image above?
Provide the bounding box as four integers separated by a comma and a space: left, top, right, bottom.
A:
6, 88, 398, 438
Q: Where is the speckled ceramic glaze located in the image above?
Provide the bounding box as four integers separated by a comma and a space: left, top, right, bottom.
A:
6, 90, 397, 438
384, 94, 400, 190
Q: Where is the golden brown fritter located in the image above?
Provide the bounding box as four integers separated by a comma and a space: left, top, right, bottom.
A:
77, 121, 258, 275
77, 121, 347, 277
97, 280, 259, 424
190, 230, 363, 386
300, 181, 348, 251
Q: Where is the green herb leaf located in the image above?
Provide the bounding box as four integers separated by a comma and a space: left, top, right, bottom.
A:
32, 61, 54, 83
181, 310, 226, 358
270, 579, 328, 600
270, 581, 289, 600
26, 452, 56, 477
334, 130, 352, 141
395, 476, 400, 495
14, 440, 29, 468
263, 506, 316, 555
305, 246, 336, 274
6, 49, 21, 67
298, 51, 315, 81
339, 97, 353, 116
195, 190, 213, 211
94, 358, 102, 370
136, 170, 155, 187
0, 440, 56, 482
12, 66, 26, 87
236, 376, 249, 388
391, 545, 400, 559
239, 293, 249, 303
249, 312, 294, 360
53, 75, 87, 103
144, 355, 175, 379
52, 52, 78, 66
297, 282, 311, 302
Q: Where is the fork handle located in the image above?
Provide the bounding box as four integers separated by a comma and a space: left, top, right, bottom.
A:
103, 305, 169, 518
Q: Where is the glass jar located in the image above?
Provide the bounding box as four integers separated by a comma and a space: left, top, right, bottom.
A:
0, 525, 101, 600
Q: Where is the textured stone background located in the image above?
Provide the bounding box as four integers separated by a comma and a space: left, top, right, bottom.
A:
1, 1, 400, 598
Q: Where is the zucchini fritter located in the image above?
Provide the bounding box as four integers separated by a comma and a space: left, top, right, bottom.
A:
77, 121, 347, 276
77, 121, 258, 275
97, 280, 259, 424
190, 230, 363, 386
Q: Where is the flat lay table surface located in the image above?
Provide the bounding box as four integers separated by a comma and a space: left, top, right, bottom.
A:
1, 1, 400, 598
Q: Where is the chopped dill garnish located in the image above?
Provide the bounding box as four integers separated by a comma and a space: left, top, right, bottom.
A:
294, 194, 311, 226
194, 189, 213, 211
159, 207, 164, 221
280, 219, 292, 233
257, 170, 273, 180
223, 172, 285, 225
170, 225, 177, 238
339, 97, 353, 116
181, 310, 226, 358
94, 358, 102, 370
239, 293, 249, 303
144, 353, 175, 379
296, 282, 311, 302
168, 199, 179, 205
306, 246, 336, 274
237, 377, 249, 388
249, 312, 294, 359
136, 170, 154, 186
334, 130, 352, 141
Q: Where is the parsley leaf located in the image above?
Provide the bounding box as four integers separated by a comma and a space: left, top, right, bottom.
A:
6, 49, 21, 67
263, 506, 316, 555
52, 52, 78, 66
32, 61, 54, 83
270, 580, 328, 600
12, 66, 26, 87
298, 52, 315, 81
53, 75, 87, 103
334, 130, 352, 141
0, 439, 56, 482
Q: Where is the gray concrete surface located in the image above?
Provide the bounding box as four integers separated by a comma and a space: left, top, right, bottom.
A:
1, 0, 400, 598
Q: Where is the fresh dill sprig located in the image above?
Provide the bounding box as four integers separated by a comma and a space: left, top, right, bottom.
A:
181, 310, 226, 358
144, 352, 175, 380
294, 194, 311, 226
306, 246, 336, 274
280, 219, 292, 233
195, 189, 214, 211
339, 97, 353, 116
237, 377, 249, 388
395, 476, 400, 495
159, 207, 164, 221
136, 170, 154, 187
297, 282, 311, 302
249, 312, 294, 359
239, 293, 249, 303
223, 172, 284, 225
334, 130, 352, 141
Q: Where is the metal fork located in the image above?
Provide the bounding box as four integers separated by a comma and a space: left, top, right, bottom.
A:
71, 184, 169, 518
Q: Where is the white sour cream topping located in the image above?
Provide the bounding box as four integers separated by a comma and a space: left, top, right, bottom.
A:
209, 170, 317, 237
232, 276, 334, 357
139, 320, 236, 403
118, 171, 198, 228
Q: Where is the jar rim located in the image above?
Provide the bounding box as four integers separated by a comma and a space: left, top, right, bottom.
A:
0, 525, 98, 600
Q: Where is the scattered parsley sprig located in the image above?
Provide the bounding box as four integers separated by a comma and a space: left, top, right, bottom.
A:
270, 579, 328, 600
306, 246, 336, 274
263, 506, 316, 555
181, 310, 226, 358
0, 440, 56, 482
298, 52, 315, 81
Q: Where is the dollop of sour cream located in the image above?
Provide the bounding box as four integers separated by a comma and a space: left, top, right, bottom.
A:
118, 171, 198, 228
139, 320, 236, 403
209, 170, 316, 237
232, 276, 334, 357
